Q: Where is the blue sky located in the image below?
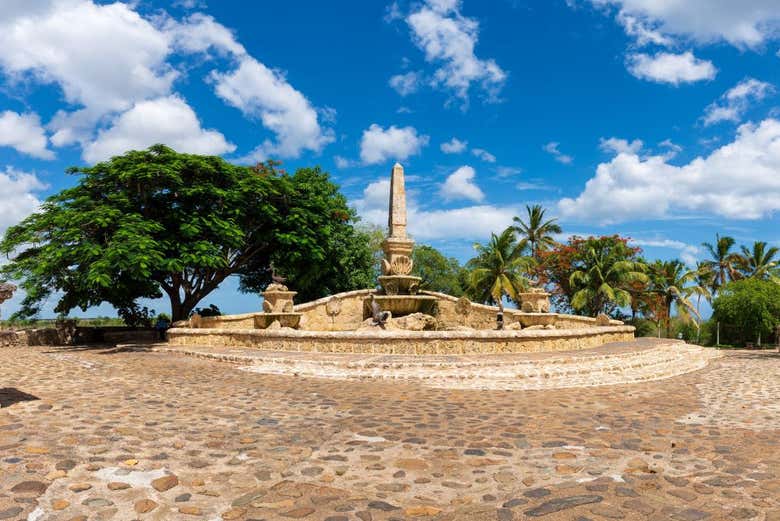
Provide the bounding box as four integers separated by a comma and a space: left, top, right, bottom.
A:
1, 0, 779, 317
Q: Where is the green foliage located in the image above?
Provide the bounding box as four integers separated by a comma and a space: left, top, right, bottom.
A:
412, 244, 467, 296
512, 204, 562, 260
466, 228, 532, 312
739, 241, 780, 281
544, 235, 646, 316
701, 234, 742, 293
1, 145, 374, 321
647, 259, 703, 338
117, 304, 156, 328
237, 166, 375, 301
711, 278, 780, 346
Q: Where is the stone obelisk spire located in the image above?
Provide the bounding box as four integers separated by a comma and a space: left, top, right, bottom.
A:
381, 163, 414, 277
388, 162, 407, 238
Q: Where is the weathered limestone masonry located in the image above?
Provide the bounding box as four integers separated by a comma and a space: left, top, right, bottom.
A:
166, 325, 635, 354
191, 288, 625, 332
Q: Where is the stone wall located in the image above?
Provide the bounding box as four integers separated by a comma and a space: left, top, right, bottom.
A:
186, 288, 625, 332
167, 326, 635, 355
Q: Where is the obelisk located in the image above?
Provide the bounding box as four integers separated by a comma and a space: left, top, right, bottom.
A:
381, 163, 415, 277
388, 162, 407, 238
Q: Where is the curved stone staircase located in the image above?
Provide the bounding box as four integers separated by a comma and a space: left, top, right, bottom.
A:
153, 339, 722, 390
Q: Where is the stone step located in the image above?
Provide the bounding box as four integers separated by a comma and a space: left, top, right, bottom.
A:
151, 341, 721, 390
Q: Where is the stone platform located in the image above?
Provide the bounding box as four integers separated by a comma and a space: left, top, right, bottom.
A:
166, 325, 636, 355
154, 338, 720, 390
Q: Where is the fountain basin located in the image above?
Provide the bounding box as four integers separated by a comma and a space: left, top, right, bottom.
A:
254, 313, 302, 329
518, 313, 558, 328
364, 295, 438, 319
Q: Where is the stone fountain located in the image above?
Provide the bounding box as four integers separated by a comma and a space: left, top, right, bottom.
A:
364, 163, 437, 320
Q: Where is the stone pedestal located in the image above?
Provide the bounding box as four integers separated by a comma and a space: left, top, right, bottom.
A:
518, 290, 551, 313
257, 283, 302, 329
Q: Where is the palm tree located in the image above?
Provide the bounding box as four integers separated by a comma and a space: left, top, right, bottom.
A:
512, 204, 562, 260
467, 228, 531, 320
701, 234, 741, 294
649, 260, 704, 338
569, 242, 648, 316
739, 241, 779, 279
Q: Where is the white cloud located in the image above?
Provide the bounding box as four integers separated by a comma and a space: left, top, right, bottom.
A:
599, 137, 643, 155
543, 142, 573, 164
440, 137, 468, 153
627, 51, 716, 85
558, 118, 780, 224
702, 78, 775, 126
440, 165, 484, 202
658, 139, 682, 159
0, 167, 47, 233
165, 12, 246, 57
83, 96, 234, 163
334, 155, 356, 169
0, 111, 54, 159
471, 148, 496, 163
0, 0, 176, 146
404, 0, 506, 106
212, 56, 334, 161
590, 0, 780, 48
353, 177, 515, 240
496, 166, 523, 177
389, 71, 421, 96
630, 238, 700, 266
359, 124, 429, 165
616, 12, 673, 47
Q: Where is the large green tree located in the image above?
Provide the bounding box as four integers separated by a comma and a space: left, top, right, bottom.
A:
412, 244, 467, 296
549, 235, 647, 316
466, 228, 531, 315
712, 278, 780, 346
1, 145, 373, 321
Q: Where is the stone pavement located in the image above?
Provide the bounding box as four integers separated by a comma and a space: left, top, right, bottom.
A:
1, 342, 780, 520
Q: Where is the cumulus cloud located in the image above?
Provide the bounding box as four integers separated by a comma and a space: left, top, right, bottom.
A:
702, 78, 775, 126
83, 96, 235, 163
543, 142, 573, 164
403, 0, 506, 106
0, 167, 47, 233
440, 137, 468, 153
599, 137, 643, 155
0, 1, 332, 163
389, 71, 421, 96
471, 148, 496, 163
440, 165, 484, 202
627, 51, 716, 85
0, 111, 54, 159
353, 177, 515, 241
558, 118, 780, 224
589, 0, 780, 48
0, 0, 176, 146
359, 124, 429, 165
212, 57, 334, 161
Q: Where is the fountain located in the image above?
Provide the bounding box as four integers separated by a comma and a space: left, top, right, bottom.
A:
167, 163, 638, 354
365, 163, 437, 321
